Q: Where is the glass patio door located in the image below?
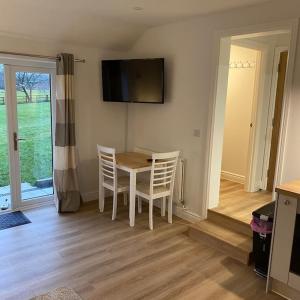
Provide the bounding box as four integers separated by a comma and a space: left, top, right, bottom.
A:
0, 64, 12, 210
3, 64, 55, 209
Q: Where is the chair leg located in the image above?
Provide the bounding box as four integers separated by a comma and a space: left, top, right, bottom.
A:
168, 196, 173, 224
149, 199, 153, 230
123, 192, 128, 206
138, 196, 142, 214
99, 184, 105, 212
161, 197, 166, 217
112, 192, 118, 221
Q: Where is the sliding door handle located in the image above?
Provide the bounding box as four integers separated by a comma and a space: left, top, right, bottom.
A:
13, 132, 25, 151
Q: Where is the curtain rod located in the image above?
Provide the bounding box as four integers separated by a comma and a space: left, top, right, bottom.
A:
0, 50, 86, 63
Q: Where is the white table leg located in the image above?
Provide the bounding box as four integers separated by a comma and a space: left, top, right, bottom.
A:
129, 170, 136, 227
168, 195, 173, 224
161, 197, 166, 216
149, 199, 153, 230
99, 172, 104, 212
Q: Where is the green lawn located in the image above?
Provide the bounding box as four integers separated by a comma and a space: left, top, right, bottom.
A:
0, 101, 52, 187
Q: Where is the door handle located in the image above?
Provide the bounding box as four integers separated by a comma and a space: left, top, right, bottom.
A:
13, 132, 25, 151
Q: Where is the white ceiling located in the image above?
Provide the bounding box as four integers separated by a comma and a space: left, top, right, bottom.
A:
1, 0, 273, 50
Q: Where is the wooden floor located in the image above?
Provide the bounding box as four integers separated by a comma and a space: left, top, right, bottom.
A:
0, 200, 280, 300
212, 179, 272, 224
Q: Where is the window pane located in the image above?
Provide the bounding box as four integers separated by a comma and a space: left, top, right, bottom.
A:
15, 71, 54, 201
0, 64, 11, 210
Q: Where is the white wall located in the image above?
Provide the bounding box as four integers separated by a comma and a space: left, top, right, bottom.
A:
0, 34, 127, 201
127, 0, 300, 217
4, 0, 300, 216
222, 45, 258, 181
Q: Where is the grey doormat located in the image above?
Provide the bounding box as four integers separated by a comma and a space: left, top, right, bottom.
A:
0, 211, 31, 230
30, 287, 82, 300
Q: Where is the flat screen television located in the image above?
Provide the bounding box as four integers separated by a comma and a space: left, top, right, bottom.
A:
101, 58, 164, 103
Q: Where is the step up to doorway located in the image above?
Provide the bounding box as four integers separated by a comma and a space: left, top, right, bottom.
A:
188, 219, 253, 265
207, 209, 253, 237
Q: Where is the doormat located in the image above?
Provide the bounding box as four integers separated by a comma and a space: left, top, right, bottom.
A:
0, 211, 31, 230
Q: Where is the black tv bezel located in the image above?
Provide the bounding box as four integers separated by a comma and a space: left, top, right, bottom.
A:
101, 58, 165, 104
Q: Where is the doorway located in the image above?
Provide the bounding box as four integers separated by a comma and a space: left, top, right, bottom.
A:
266, 51, 288, 192
0, 62, 55, 211
205, 21, 298, 222
221, 44, 260, 189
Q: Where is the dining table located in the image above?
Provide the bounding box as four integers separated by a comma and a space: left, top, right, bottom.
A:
115, 152, 152, 227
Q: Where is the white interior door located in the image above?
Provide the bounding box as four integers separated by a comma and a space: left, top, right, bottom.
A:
3, 64, 55, 209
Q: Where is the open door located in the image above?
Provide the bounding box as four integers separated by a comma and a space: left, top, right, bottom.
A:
266, 51, 288, 192
1, 63, 55, 210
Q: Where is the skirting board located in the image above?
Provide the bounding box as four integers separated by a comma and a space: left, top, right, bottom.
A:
81, 191, 99, 202
152, 199, 203, 223
173, 205, 204, 223
81, 191, 203, 223
221, 171, 245, 184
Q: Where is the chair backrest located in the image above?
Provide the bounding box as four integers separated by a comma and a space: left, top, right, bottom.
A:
97, 145, 117, 187
150, 151, 180, 197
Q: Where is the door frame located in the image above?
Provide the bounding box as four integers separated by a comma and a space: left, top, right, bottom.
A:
202, 19, 299, 215
2, 58, 56, 210
230, 38, 271, 192
261, 46, 288, 190
244, 47, 262, 192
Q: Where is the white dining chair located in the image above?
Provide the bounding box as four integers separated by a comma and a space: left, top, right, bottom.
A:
136, 151, 180, 230
97, 145, 129, 220
134, 146, 170, 216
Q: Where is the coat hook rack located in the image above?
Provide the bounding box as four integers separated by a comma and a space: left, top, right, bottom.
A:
229, 60, 256, 69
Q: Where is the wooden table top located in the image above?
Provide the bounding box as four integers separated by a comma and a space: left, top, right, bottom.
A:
275, 180, 300, 198
116, 152, 152, 170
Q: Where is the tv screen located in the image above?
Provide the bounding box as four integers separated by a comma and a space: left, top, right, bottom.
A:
101, 58, 164, 103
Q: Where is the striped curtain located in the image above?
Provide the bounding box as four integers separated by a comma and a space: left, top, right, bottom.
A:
54, 53, 81, 212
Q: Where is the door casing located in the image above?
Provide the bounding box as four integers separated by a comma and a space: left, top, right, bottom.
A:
266, 51, 288, 192
2, 60, 56, 210
203, 19, 299, 215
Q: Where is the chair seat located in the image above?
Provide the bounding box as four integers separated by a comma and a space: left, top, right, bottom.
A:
103, 176, 129, 192
136, 181, 170, 199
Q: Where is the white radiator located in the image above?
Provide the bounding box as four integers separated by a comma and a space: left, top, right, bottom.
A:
175, 158, 185, 207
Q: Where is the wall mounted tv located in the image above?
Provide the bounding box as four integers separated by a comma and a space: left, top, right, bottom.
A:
101, 58, 164, 103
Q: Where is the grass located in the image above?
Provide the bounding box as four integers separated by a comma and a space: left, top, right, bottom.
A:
0, 99, 52, 187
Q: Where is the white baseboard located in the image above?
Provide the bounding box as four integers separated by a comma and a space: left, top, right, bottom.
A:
221, 171, 245, 184
81, 191, 99, 202
173, 205, 204, 223
83, 191, 203, 224
152, 200, 203, 223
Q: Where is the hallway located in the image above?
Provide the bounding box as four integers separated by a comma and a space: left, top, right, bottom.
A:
211, 179, 272, 224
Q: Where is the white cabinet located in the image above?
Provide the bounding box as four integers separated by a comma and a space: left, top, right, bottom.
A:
270, 195, 297, 283
268, 180, 300, 299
